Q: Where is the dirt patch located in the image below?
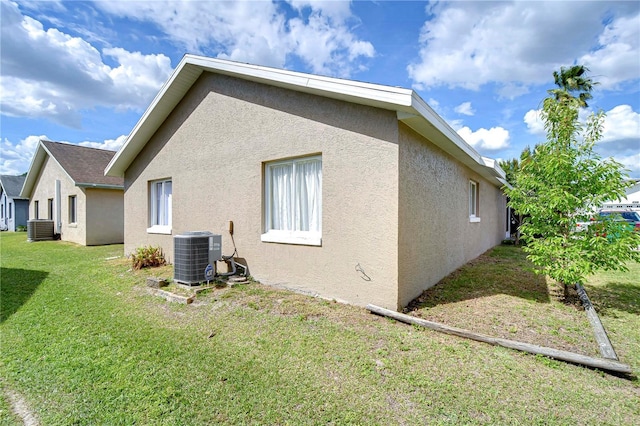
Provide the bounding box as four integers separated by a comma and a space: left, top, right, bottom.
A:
404, 247, 600, 357
3, 387, 40, 426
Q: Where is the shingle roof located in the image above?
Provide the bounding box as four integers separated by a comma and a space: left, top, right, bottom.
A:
0, 175, 27, 199
41, 141, 124, 187
20, 140, 124, 198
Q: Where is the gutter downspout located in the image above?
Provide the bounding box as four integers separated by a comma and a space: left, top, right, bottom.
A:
55, 180, 62, 234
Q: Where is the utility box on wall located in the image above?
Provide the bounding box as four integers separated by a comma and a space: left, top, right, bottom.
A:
173, 231, 222, 285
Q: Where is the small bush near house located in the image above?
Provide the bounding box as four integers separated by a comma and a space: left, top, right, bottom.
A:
131, 245, 166, 270
16, 225, 27, 232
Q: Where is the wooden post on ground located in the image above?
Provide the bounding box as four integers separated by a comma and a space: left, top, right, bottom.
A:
575, 283, 618, 360
366, 304, 632, 375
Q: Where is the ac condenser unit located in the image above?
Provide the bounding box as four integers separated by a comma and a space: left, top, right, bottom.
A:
27, 219, 55, 242
173, 231, 222, 285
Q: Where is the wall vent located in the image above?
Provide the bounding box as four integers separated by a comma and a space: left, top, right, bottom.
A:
174, 231, 222, 285
27, 219, 55, 242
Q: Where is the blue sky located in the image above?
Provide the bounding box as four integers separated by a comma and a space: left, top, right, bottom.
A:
1, 0, 639, 177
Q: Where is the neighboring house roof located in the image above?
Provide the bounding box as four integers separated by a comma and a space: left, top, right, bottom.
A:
105, 54, 507, 186
0, 175, 28, 199
21, 140, 125, 198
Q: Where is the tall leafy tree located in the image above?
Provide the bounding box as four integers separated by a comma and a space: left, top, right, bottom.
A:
505, 67, 640, 297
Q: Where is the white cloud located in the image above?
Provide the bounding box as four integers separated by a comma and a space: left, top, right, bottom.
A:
457, 126, 510, 151
454, 102, 475, 116
94, 0, 374, 77
524, 109, 545, 136
615, 152, 640, 177
79, 135, 127, 151
0, 135, 47, 175
522, 104, 640, 176
0, 0, 173, 127
580, 12, 640, 90
407, 2, 639, 95
600, 105, 640, 144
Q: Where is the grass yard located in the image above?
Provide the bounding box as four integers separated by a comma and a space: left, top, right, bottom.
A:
1, 232, 638, 424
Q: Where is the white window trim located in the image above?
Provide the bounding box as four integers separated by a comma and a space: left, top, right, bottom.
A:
469, 180, 481, 223
148, 179, 172, 234
146, 225, 172, 235
263, 155, 322, 246
261, 230, 322, 246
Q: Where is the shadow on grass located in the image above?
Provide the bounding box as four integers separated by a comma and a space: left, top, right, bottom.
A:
1, 267, 48, 323
585, 282, 640, 317
406, 246, 551, 311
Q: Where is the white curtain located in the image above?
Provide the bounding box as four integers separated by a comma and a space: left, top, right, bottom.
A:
270, 158, 321, 232
295, 159, 322, 232
155, 181, 172, 226
270, 163, 292, 231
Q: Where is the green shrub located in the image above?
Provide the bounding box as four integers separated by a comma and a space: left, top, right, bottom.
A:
16, 225, 27, 232
131, 245, 166, 270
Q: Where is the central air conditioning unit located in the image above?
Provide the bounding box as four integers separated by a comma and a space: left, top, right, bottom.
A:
27, 219, 55, 242
173, 231, 222, 285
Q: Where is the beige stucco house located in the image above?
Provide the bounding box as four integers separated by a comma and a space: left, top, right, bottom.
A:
105, 55, 508, 309
21, 140, 124, 246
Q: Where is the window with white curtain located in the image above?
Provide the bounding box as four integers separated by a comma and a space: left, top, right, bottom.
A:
263, 155, 322, 245
148, 179, 172, 234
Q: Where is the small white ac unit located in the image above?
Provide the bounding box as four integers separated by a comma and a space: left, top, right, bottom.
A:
173, 231, 222, 285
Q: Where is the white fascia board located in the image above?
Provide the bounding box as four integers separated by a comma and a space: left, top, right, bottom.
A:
106, 55, 416, 177
398, 95, 506, 187
105, 57, 204, 177
481, 157, 507, 180
19, 146, 43, 198
20, 140, 76, 198
76, 183, 124, 190
409, 93, 485, 165
187, 54, 414, 108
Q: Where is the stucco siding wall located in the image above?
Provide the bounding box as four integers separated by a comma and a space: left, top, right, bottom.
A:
85, 189, 124, 245
29, 156, 87, 245
397, 124, 506, 308
124, 73, 400, 308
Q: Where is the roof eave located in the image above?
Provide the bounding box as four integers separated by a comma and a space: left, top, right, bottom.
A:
20, 142, 48, 198
76, 183, 124, 190
105, 55, 504, 188
105, 55, 414, 177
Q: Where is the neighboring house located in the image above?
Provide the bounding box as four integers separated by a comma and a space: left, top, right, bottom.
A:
602, 180, 640, 210
0, 175, 29, 232
105, 55, 508, 310
20, 140, 125, 246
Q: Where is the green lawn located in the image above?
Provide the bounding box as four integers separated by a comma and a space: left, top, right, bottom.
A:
1, 232, 638, 425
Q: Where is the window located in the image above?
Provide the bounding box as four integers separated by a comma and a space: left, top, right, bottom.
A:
263, 155, 322, 245
48, 198, 54, 220
34, 200, 39, 219
69, 195, 77, 223
8, 202, 12, 219
148, 179, 172, 234
469, 180, 480, 222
